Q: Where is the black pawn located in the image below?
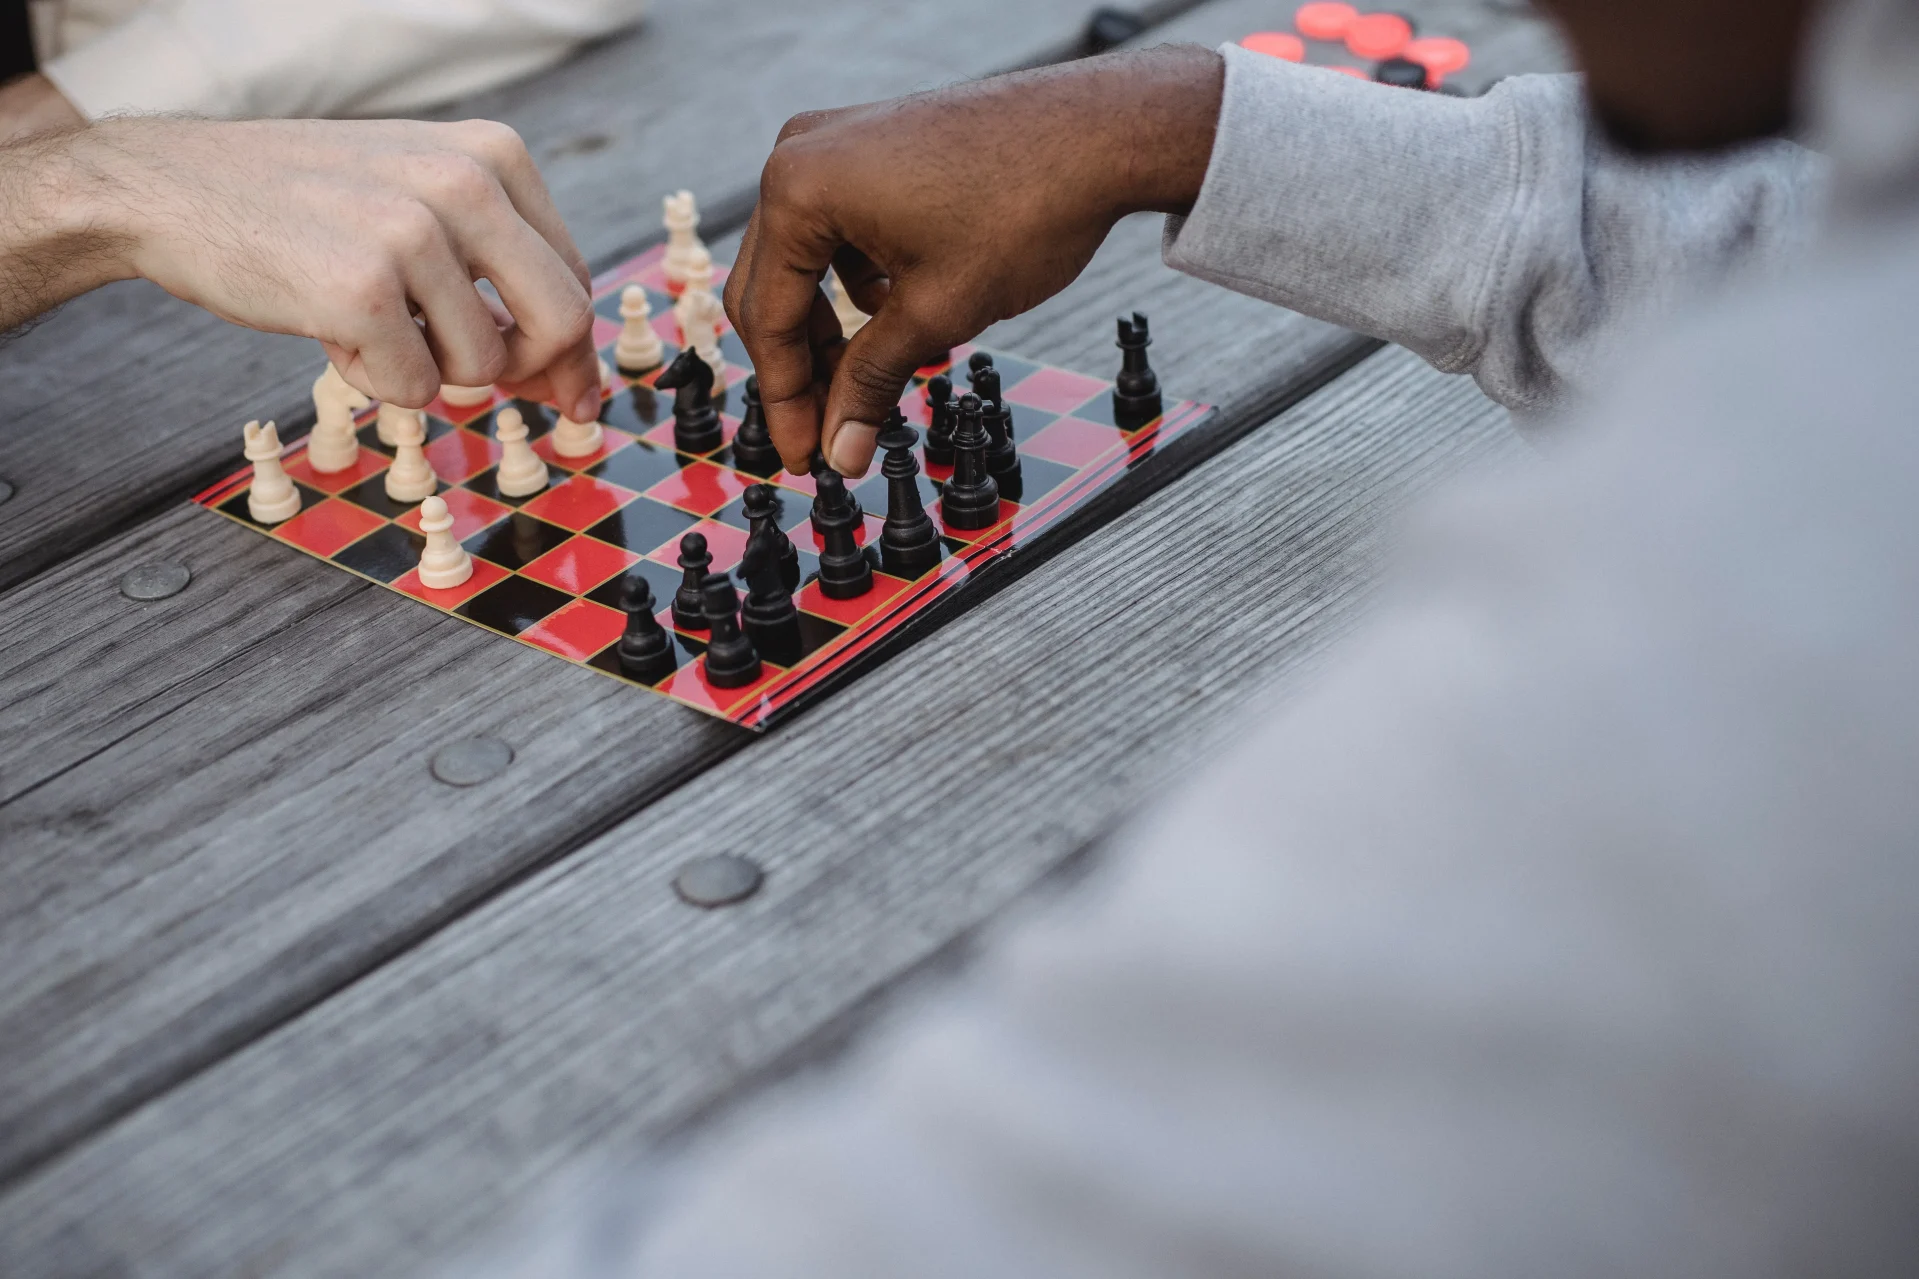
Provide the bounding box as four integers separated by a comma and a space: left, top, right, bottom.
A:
739, 530, 803, 665
971, 366, 1024, 502
939, 393, 1001, 531
616, 575, 677, 682
741, 482, 800, 591
809, 451, 862, 534
671, 531, 713, 630
731, 375, 781, 474
966, 349, 995, 394
1113, 312, 1163, 429
655, 347, 723, 454
923, 374, 956, 467
876, 409, 940, 578
812, 470, 874, 599
700, 573, 762, 688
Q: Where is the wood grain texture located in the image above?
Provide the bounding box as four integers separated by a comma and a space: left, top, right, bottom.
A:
0, 347, 1526, 1279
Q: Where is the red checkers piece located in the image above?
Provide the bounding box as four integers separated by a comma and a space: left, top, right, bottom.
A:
1345, 12, 1411, 60
1240, 31, 1305, 61
1404, 36, 1470, 78
1294, 2, 1356, 40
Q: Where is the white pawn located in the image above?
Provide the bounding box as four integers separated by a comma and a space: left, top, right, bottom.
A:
375, 400, 422, 447
243, 419, 302, 523
662, 190, 707, 290
384, 409, 439, 502
440, 382, 494, 407
829, 270, 870, 337
416, 495, 474, 589
678, 287, 729, 390
550, 407, 606, 458
493, 406, 550, 497
308, 364, 370, 473
614, 284, 665, 373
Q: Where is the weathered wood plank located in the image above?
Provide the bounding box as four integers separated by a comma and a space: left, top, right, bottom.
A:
0, 347, 1526, 1279
0, 0, 1138, 594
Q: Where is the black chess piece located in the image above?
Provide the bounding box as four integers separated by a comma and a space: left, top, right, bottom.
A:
939, 393, 1001, 531
741, 482, 800, 591
672, 531, 713, 630
738, 530, 803, 665
655, 347, 723, 453
971, 366, 1024, 502
923, 374, 956, 467
809, 452, 862, 534
966, 349, 995, 394
1374, 56, 1430, 89
812, 470, 874, 598
615, 575, 677, 682
700, 573, 762, 688
1113, 312, 1164, 429
877, 410, 941, 578
731, 375, 781, 474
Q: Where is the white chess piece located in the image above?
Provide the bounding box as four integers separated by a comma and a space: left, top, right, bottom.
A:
662, 190, 707, 289
440, 383, 494, 407
243, 419, 302, 523
614, 284, 665, 372
493, 406, 550, 497
678, 287, 729, 390
597, 354, 614, 393
550, 407, 606, 458
308, 364, 370, 473
673, 245, 717, 330
829, 270, 870, 336
383, 409, 439, 502
416, 495, 474, 589
375, 400, 422, 447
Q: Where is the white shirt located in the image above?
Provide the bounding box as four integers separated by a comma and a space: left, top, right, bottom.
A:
29, 0, 650, 120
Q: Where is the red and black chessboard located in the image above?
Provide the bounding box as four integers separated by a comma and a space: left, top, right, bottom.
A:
194, 242, 1215, 730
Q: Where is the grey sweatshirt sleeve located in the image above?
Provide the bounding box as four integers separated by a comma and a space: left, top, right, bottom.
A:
1164, 46, 1828, 412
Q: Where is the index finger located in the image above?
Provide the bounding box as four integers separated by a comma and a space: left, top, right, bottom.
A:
729, 198, 840, 468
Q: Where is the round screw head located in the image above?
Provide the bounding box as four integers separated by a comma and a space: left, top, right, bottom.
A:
118, 561, 191, 601
674, 854, 764, 908
0, 478, 14, 506
430, 737, 513, 786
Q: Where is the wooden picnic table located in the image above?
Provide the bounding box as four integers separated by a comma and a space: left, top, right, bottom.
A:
0, 1, 1566, 1273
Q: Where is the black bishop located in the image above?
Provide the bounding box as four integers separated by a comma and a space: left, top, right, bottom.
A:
741, 483, 800, 590
876, 408, 940, 577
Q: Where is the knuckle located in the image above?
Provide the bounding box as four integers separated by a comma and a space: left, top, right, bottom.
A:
338, 265, 401, 318
447, 118, 529, 171
417, 152, 498, 207
376, 198, 446, 259
774, 110, 830, 144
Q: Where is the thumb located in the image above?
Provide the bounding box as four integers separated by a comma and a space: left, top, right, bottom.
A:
820, 299, 946, 479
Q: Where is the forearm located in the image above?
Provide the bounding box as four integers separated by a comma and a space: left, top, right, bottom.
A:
0, 127, 136, 332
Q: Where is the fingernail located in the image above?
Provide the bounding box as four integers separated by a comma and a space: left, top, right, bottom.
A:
828, 421, 879, 478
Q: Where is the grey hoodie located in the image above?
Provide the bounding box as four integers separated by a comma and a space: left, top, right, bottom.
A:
470, 2, 1919, 1275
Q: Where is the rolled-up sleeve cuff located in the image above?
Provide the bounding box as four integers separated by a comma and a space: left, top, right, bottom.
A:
42, 9, 237, 119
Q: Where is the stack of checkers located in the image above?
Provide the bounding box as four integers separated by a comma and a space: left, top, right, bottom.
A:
1239, 3, 1473, 91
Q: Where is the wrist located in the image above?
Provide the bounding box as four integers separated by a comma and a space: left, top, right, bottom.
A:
1078, 44, 1224, 219
5, 125, 143, 294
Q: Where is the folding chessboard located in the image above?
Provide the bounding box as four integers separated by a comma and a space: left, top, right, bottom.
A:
195, 243, 1216, 730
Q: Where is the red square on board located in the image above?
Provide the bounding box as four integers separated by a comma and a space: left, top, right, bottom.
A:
274, 498, 386, 557
532, 424, 633, 471
650, 518, 749, 572
522, 598, 628, 660
900, 386, 933, 428
395, 487, 511, 540
391, 555, 509, 608
286, 447, 389, 495
641, 415, 739, 454
661, 654, 784, 717
424, 427, 502, 482
771, 468, 817, 499
796, 571, 912, 626
1005, 367, 1108, 415
521, 474, 640, 532
592, 316, 623, 349
645, 460, 751, 516
932, 500, 1015, 543
1022, 416, 1127, 468
521, 534, 641, 594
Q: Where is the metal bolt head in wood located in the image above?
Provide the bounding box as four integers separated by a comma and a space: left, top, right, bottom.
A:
118, 561, 191, 601
430, 737, 514, 786
0, 478, 13, 506
673, 854, 764, 908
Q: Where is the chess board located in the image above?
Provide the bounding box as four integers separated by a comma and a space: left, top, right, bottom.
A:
195, 242, 1215, 730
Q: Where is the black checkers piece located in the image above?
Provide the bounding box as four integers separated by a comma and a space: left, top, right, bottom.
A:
812, 470, 874, 599
741, 482, 800, 591
700, 573, 762, 687
1375, 56, 1431, 89
971, 366, 1024, 503
616, 575, 677, 682
1113, 312, 1164, 429
732, 375, 781, 474
876, 409, 941, 578
655, 347, 723, 454
672, 531, 714, 631
939, 393, 1001, 530
739, 529, 803, 665
924, 374, 956, 466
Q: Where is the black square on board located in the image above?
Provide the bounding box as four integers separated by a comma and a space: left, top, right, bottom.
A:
217, 482, 327, 530
354, 422, 399, 457
968, 352, 1041, 389
711, 486, 811, 534
586, 496, 700, 555
339, 474, 444, 519
455, 576, 571, 636
587, 439, 682, 491
1065, 392, 1156, 431
849, 471, 939, 520
1012, 455, 1081, 507
584, 558, 685, 611
463, 512, 572, 570
463, 465, 544, 506
334, 523, 427, 582
720, 330, 751, 367
585, 628, 706, 686
601, 383, 673, 434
